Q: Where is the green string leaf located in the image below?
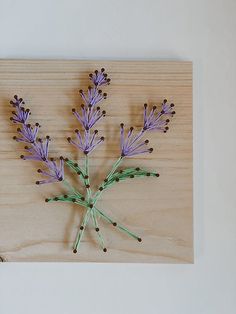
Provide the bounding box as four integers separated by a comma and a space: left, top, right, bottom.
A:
47, 194, 87, 206
100, 167, 159, 191
65, 159, 85, 176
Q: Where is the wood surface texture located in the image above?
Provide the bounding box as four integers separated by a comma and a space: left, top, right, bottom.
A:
0, 60, 192, 263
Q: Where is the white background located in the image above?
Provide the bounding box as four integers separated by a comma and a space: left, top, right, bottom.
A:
0, 0, 236, 313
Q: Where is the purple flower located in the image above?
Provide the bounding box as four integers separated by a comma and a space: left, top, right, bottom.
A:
10, 94, 24, 107
68, 129, 105, 155
10, 106, 30, 124
72, 105, 106, 130
120, 124, 153, 157
36, 157, 64, 184
21, 136, 51, 161
10, 95, 31, 124
10, 95, 64, 184
79, 87, 107, 107
161, 99, 175, 115
69, 69, 109, 155
120, 100, 175, 157
89, 68, 111, 86
143, 100, 175, 132
14, 123, 40, 143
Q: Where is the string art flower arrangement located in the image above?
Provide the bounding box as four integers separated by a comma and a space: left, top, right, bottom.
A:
10, 68, 176, 254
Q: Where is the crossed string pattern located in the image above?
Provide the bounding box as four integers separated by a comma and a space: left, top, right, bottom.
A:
10, 68, 176, 253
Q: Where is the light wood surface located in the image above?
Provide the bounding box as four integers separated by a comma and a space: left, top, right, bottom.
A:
0, 60, 192, 263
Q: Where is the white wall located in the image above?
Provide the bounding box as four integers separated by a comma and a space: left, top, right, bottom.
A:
0, 0, 236, 313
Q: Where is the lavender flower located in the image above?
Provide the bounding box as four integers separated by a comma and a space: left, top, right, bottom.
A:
69, 69, 109, 155
72, 105, 106, 130
21, 136, 51, 161
10, 96, 64, 184
120, 124, 152, 157
162, 99, 175, 115
120, 100, 175, 157
89, 68, 111, 86
14, 123, 40, 143
36, 157, 64, 184
10, 94, 24, 107
68, 129, 104, 155
143, 100, 175, 132
10, 107, 30, 124
79, 87, 107, 107
10, 95, 31, 124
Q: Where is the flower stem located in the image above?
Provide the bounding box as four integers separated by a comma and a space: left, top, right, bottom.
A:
85, 154, 92, 199
93, 156, 124, 202
73, 207, 91, 252
94, 206, 140, 241
107, 156, 123, 180
63, 179, 81, 197
91, 208, 105, 250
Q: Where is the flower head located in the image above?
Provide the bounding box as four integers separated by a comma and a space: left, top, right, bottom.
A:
10, 95, 24, 107
10, 95, 31, 124
10, 95, 64, 184
161, 99, 175, 115
36, 157, 64, 184
68, 129, 104, 155
69, 68, 109, 155
89, 68, 111, 87
21, 136, 51, 161
120, 124, 153, 157
120, 100, 175, 157
79, 87, 107, 107
13, 123, 40, 143
10, 107, 30, 124
72, 105, 106, 130
143, 100, 175, 132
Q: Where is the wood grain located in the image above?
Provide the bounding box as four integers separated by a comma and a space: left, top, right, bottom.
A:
0, 60, 192, 263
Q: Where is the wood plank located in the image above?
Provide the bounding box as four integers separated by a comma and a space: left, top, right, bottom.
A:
0, 60, 192, 263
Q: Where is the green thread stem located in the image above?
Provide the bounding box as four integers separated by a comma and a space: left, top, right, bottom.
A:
94, 206, 140, 241
91, 208, 105, 250
93, 156, 124, 202
107, 156, 123, 180
49, 157, 149, 252
47, 196, 87, 207
73, 154, 105, 252
84, 155, 106, 249
63, 179, 81, 196
65, 160, 86, 185
105, 171, 158, 188
73, 208, 91, 251
85, 154, 92, 200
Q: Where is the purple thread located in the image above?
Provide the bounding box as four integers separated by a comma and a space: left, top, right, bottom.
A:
69, 129, 104, 155
120, 100, 175, 157
69, 69, 109, 155
10, 96, 64, 184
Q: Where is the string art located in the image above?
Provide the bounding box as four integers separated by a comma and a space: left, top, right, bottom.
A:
10, 68, 176, 254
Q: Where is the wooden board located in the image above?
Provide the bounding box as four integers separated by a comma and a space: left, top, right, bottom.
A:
0, 60, 193, 263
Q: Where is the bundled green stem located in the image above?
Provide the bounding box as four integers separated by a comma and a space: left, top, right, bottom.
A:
47, 156, 159, 253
